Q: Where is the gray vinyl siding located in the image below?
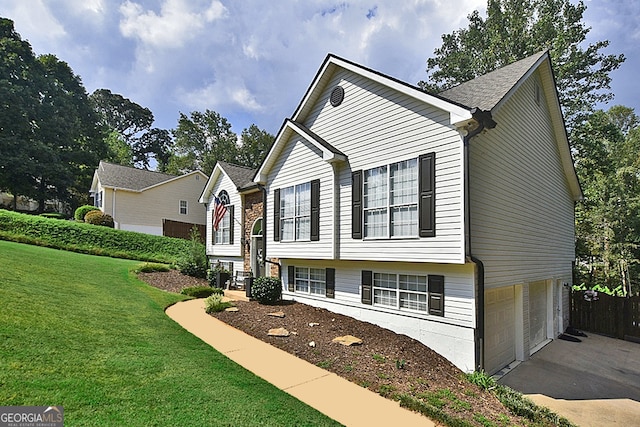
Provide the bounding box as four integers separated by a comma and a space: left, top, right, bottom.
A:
205, 172, 242, 258
279, 259, 477, 371
469, 73, 575, 289
302, 69, 465, 264
266, 136, 335, 259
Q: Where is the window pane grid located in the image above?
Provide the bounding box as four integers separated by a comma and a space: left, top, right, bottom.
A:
364, 159, 418, 238
294, 267, 325, 295
281, 183, 310, 241
373, 273, 428, 312
214, 211, 231, 244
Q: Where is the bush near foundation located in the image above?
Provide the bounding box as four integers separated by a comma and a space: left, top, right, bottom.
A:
74, 205, 99, 221
251, 277, 282, 304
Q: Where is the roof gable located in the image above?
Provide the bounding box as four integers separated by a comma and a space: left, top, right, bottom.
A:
292, 54, 473, 127
255, 119, 346, 183
199, 161, 257, 204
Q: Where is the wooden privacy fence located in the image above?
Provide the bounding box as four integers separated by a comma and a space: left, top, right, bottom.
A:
570, 292, 640, 343
162, 219, 205, 242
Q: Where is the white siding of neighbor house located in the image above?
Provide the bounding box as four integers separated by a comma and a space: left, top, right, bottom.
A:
204, 172, 243, 258
469, 72, 575, 289
264, 68, 466, 264
98, 173, 206, 235
280, 259, 477, 372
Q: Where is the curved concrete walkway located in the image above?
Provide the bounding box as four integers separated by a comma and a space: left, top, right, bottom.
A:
166, 298, 432, 427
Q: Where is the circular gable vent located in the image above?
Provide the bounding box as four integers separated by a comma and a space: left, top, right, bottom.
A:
330, 85, 345, 107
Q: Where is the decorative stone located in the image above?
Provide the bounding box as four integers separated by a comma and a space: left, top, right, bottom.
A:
332, 335, 363, 346
308, 341, 316, 347
267, 327, 290, 337
267, 311, 286, 318
308, 322, 320, 327
225, 307, 239, 312
291, 331, 298, 335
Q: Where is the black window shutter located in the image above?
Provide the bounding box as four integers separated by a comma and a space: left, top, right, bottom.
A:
419, 153, 436, 237
351, 170, 363, 239
310, 179, 320, 241
361, 270, 372, 305
325, 268, 335, 299
428, 275, 445, 316
228, 205, 234, 245
288, 265, 295, 292
273, 189, 280, 241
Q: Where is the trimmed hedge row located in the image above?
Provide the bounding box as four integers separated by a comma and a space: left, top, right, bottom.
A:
0, 209, 192, 263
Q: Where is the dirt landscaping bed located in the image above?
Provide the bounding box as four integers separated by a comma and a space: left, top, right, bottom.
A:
140, 270, 568, 426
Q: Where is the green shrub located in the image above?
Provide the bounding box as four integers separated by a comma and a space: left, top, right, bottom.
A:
75, 205, 99, 221
204, 293, 234, 313
40, 213, 67, 220
0, 209, 192, 263
135, 263, 171, 273
251, 277, 282, 304
181, 286, 223, 298
178, 227, 208, 278
84, 210, 114, 227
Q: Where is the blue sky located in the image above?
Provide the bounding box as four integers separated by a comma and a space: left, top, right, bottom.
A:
0, 0, 637, 139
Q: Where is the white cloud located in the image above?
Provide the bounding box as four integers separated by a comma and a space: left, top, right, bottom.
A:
119, 0, 227, 48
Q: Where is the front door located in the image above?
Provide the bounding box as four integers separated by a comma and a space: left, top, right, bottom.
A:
251, 236, 263, 277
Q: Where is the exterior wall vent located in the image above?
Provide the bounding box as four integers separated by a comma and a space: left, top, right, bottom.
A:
330, 86, 345, 107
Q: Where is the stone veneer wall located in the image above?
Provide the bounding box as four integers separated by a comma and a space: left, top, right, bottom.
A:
243, 191, 263, 272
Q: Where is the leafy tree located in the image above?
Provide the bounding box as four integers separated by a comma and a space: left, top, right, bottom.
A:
574, 107, 640, 294
419, 0, 624, 128
0, 18, 41, 209
169, 110, 238, 175
104, 130, 134, 166
0, 19, 105, 212
89, 89, 174, 170
90, 89, 153, 143
236, 124, 274, 168
134, 128, 173, 171
32, 54, 106, 211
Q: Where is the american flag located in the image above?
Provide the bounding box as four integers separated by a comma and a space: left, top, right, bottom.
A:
213, 196, 227, 231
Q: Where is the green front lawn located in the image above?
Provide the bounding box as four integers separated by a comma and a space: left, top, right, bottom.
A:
0, 241, 340, 426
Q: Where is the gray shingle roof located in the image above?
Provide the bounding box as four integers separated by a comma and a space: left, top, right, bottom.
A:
96, 161, 178, 191
218, 161, 256, 190
438, 51, 547, 111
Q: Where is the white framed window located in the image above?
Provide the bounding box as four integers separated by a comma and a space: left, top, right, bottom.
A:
363, 158, 418, 238
214, 211, 231, 244
281, 182, 311, 241
294, 267, 326, 296
179, 200, 188, 215
94, 191, 102, 208
373, 272, 427, 312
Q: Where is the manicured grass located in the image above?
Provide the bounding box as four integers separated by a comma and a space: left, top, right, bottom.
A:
0, 241, 341, 426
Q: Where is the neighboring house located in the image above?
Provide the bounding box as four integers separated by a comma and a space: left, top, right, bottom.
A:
90, 161, 208, 236
249, 51, 581, 375
199, 161, 264, 279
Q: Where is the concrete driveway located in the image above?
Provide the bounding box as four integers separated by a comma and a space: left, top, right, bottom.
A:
498, 333, 640, 426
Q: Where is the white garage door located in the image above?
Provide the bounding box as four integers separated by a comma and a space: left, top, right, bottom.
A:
529, 281, 547, 351
485, 286, 515, 375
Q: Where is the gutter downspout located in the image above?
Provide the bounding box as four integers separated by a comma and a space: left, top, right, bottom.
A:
463, 108, 496, 372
